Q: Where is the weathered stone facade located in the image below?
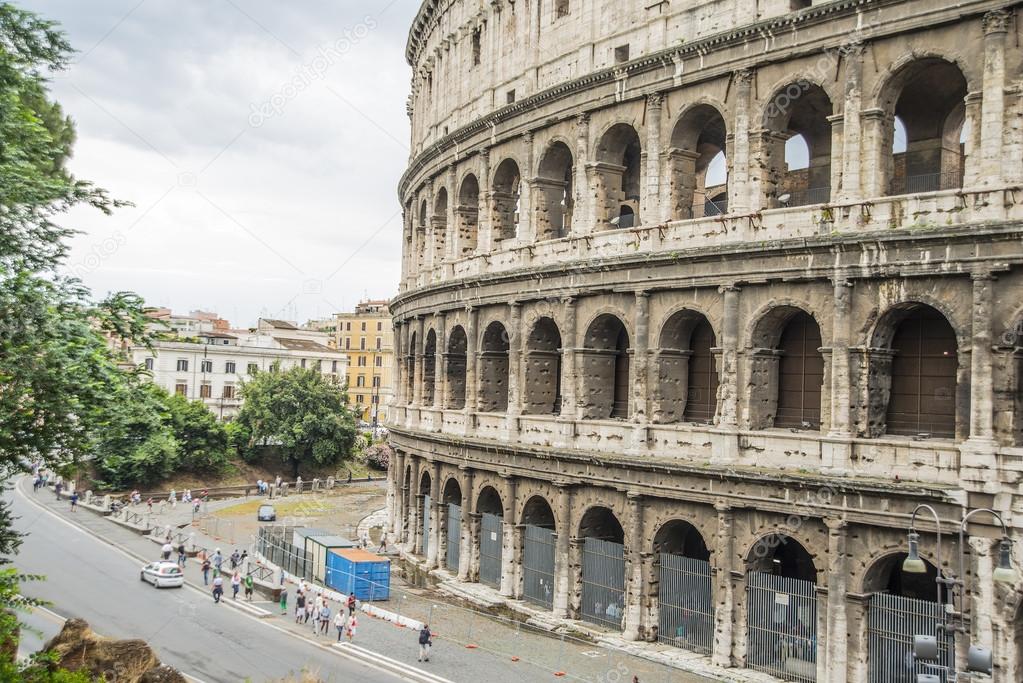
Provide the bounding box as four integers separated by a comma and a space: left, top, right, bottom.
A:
389, 1, 1023, 680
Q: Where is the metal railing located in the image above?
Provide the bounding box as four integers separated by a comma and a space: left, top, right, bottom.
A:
580, 538, 626, 631
893, 170, 963, 195
445, 503, 461, 572
782, 186, 831, 207
256, 525, 311, 581
745, 572, 817, 682
522, 525, 555, 609
657, 554, 714, 654
479, 513, 503, 588
868, 592, 950, 683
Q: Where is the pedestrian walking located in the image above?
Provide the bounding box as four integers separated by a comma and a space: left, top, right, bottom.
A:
177, 543, 187, 567
379, 535, 388, 553
334, 611, 346, 642
345, 613, 357, 643
212, 575, 224, 603
231, 571, 241, 600
319, 603, 331, 635
295, 592, 306, 623
346, 593, 356, 617
230, 549, 240, 570
54, 482, 62, 500
69, 492, 78, 512
161, 542, 173, 561
201, 558, 211, 585
279, 587, 288, 615
417, 624, 432, 662
169, 489, 176, 507
305, 597, 315, 624
244, 573, 254, 601
212, 549, 223, 576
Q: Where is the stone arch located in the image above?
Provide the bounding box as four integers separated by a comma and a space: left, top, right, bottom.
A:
654, 309, 719, 424
746, 305, 825, 431
865, 302, 959, 439
593, 122, 642, 229
418, 468, 432, 496
476, 485, 504, 515
652, 519, 711, 561
423, 328, 437, 405
478, 320, 510, 412
668, 102, 729, 219
524, 316, 563, 415
491, 158, 521, 242
744, 532, 818, 583
535, 140, 574, 240
521, 494, 556, 530
580, 313, 631, 419
758, 79, 835, 208
432, 187, 449, 265
456, 174, 480, 257
577, 505, 625, 542
406, 330, 417, 404
861, 550, 946, 602
445, 324, 467, 409
441, 475, 462, 505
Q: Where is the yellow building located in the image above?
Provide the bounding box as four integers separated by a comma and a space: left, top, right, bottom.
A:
335, 300, 393, 425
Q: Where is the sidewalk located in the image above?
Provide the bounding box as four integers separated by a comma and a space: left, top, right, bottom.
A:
27, 481, 717, 683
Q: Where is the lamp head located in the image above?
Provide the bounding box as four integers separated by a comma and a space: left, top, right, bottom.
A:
993, 538, 1017, 585
903, 531, 927, 574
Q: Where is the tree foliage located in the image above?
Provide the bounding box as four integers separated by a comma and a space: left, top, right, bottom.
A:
236, 367, 359, 478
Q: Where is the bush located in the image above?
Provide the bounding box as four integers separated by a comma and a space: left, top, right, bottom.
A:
362, 444, 392, 471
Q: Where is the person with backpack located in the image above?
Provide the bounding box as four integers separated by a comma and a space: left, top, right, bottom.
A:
177, 543, 187, 568
418, 624, 432, 662
69, 491, 78, 512
243, 573, 254, 601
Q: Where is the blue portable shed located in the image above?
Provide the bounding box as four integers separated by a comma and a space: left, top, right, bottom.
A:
325, 548, 390, 601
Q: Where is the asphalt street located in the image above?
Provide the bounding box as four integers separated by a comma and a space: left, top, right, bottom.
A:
8, 485, 409, 683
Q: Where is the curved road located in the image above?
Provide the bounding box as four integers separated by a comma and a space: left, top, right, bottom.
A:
9, 483, 407, 683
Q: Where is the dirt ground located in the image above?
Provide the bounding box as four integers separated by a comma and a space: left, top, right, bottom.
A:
211, 483, 388, 545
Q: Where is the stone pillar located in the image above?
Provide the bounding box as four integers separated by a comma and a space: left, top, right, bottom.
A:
712, 501, 735, 667
824, 517, 848, 683
729, 69, 754, 214
499, 474, 518, 597
426, 461, 442, 569
967, 536, 996, 659
552, 483, 573, 618
467, 512, 482, 582
632, 291, 650, 422
623, 492, 645, 641
434, 312, 446, 409
478, 146, 493, 252
465, 306, 479, 415
829, 278, 853, 439
969, 272, 996, 444
446, 163, 458, 261
981, 10, 1010, 187
412, 494, 424, 555
963, 93, 984, 189
393, 320, 406, 410
716, 285, 741, 429
560, 297, 577, 421
839, 42, 865, 203
859, 109, 888, 198
573, 113, 593, 235
457, 466, 474, 580
568, 537, 585, 619
519, 131, 536, 245
393, 450, 407, 538
413, 316, 426, 407
644, 94, 663, 223
506, 302, 523, 428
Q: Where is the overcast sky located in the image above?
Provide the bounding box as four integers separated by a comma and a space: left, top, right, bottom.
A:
28, 0, 419, 327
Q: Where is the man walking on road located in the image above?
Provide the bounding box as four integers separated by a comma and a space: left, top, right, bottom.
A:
69, 492, 78, 512
161, 541, 173, 561
279, 586, 288, 615
243, 573, 254, 601
212, 549, 223, 576
231, 571, 241, 600
212, 575, 224, 603
418, 624, 432, 662
201, 557, 211, 585
346, 593, 356, 617
319, 602, 331, 635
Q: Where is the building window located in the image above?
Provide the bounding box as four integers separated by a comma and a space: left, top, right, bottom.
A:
358, 356, 367, 367
175, 382, 188, 396
555, 0, 570, 18
144, 358, 154, 371
346, 322, 351, 331
372, 375, 381, 387
223, 384, 235, 399
177, 359, 189, 372
377, 321, 383, 331
375, 356, 382, 367
356, 394, 364, 403
360, 337, 366, 350
357, 375, 365, 387
225, 361, 236, 374
361, 322, 367, 332
201, 359, 212, 373
614, 44, 630, 63
331, 360, 338, 373
314, 360, 322, 371
376, 337, 382, 350
199, 383, 212, 398
506, 89, 516, 104
247, 363, 258, 375
345, 337, 351, 350
372, 394, 379, 404
471, 27, 481, 66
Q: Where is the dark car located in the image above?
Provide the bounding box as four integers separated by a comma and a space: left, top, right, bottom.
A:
257, 503, 276, 522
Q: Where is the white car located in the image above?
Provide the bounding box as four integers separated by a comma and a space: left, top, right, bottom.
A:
140, 561, 184, 588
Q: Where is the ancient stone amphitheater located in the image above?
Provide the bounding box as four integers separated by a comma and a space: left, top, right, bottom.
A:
386, 1, 1023, 680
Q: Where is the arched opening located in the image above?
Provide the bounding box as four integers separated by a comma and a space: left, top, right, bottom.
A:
654, 311, 718, 424
521, 495, 557, 609
445, 326, 467, 410
406, 331, 416, 405
432, 188, 448, 266
535, 141, 574, 240
882, 58, 967, 195
423, 329, 437, 406
748, 308, 824, 431
524, 317, 563, 415
580, 314, 631, 420
477, 486, 504, 587
442, 478, 463, 572
745, 534, 818, 679
668, 104, 728, 219
761, 82, 833, 208
870, 304, 958, 439
654, 520, 714, 652
578, 506, 626, 630
478, 322, 510, 412
418, 470, 432, 558
416, 200, 428, 271
456, 174, 480, 257
864, 553, 951, 681
594, 124, 642, 229
491, 159, 521, 242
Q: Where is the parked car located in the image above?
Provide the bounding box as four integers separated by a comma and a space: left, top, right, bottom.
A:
257, 503, 276, 522
140, 561, 184, 588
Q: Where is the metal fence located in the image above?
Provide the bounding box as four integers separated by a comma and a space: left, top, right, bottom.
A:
785, 186, 831, 207
895, 170, 963, 195
422, 494, 431, 558
868, 592, 951, 683
445, 503, 461, 572
580, 538, 625, 631
746, 572, 817, 683
657, 554, 714, 653
522, 525, 555, 609
255, 525, 311, 580
479, 513, 503, 587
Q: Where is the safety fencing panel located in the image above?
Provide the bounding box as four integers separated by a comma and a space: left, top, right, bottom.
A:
868, 592, 951, 683
746, 572, 817, 683
255, 526, 310, 580
522, 525, 555, 609
445, 503, 461, 572
580, 538, 625, 630
657, 554, 714, 654
422, 494, 431, 558
479, 513, 503, 587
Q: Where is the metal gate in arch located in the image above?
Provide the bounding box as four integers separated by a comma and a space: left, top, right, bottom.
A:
657, 554, 714, 653
868, 592, 951, 683
445, 503, 461, 572
522, 525, 555, 609
580, 538, 625, 630
745, 572, 817, 683
421, 494, 430, 558
479, 512, 503, 587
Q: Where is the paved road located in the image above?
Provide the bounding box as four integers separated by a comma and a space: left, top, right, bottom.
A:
8, 485, 407, 683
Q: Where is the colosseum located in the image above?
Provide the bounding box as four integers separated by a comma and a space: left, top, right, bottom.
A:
386, 1, 1023, 680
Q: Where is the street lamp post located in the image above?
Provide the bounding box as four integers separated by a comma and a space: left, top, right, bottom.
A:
902, 504, 1017, 681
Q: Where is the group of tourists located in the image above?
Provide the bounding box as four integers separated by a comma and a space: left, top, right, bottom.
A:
280, 580, 358, 643
195, 548, 253, 603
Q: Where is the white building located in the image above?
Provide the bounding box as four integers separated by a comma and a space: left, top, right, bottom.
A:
132, 325, 347, 420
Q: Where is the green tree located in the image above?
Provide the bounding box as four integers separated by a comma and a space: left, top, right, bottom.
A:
91, 381, 177, 490
164, 392, 230, 473
236, 367, 358, 478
